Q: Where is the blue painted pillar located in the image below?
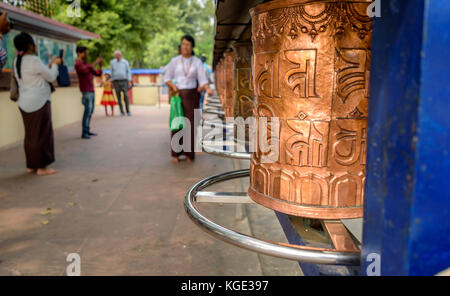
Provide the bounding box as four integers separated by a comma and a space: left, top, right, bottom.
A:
362, 0, 450, 276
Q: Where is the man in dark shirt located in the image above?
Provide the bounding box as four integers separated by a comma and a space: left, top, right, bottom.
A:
75, 46, 102, 139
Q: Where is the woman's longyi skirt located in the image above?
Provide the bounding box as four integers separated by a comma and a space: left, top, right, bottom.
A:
19, 101, 55, 169
170, 88, 200, 160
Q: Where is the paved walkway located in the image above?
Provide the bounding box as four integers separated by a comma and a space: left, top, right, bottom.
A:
0, 105, 301, 276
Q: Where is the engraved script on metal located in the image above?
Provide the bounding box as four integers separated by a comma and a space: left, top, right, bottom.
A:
249, 0, 373, 219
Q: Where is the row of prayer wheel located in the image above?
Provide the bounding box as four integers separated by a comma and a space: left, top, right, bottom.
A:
212, 0, 373, 219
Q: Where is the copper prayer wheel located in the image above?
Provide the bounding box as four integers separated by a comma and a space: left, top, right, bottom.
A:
215, 59, 225, 106
232, 41, 255, 120
232, 41, 256, 143
233, 41, 255, 119
248, 0, 373, 219
216, 60, 224, 103
213, 62, 219, 98
220, 59, 226, 106
220, 59, 226, 107
224, 51, 235, 118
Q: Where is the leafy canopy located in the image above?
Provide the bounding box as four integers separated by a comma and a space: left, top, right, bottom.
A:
53, 0, 215, 68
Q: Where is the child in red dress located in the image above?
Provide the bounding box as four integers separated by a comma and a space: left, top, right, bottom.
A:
100, 73, 117, 116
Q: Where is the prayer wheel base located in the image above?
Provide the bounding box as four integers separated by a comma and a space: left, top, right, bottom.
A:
248, 186, 363, 220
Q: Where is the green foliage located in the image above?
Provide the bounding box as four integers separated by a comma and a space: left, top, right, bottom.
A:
144, 28, 184, 69
53, 0, 215, 68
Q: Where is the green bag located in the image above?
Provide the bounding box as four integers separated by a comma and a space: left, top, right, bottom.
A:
169, 96, 186, 131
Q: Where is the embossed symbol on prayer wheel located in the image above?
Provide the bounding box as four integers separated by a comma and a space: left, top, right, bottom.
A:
248, 0, 373, 219
224, 51, 235, 118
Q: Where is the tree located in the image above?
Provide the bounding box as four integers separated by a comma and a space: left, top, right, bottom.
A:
53, 0, 215, 68
144, 0, 215, 68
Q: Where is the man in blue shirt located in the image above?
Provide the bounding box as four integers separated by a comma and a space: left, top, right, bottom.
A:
110, 50, 132, 116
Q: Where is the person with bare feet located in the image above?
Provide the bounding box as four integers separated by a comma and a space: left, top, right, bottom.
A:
164, 35, 214, 164
13, 32, 61, 176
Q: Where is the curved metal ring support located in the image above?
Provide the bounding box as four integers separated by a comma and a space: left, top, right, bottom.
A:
201, 134, 250, 160
201, 122, 251, 160
205, 103, 223, 109
184, 169, 361, 266
202, 142, 251, 160
204, 108, 225, 116
202, 118, 234, 130
201, 144, 251, 160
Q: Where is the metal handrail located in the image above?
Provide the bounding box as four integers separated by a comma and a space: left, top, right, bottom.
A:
201, 129, 251, 160
184, 169, 361, 266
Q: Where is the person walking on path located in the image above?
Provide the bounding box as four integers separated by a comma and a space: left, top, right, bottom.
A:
110, 50, 132, 116
75, 46, 103, 139
164, 35, 214, 163
13, 32, 61, 176
100, 73, 117, 116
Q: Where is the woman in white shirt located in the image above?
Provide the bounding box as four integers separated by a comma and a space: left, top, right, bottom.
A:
164, 34, 214, 163
13, 32, 61, 176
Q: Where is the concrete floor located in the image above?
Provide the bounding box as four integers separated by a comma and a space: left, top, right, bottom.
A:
0, 105, 301, 276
